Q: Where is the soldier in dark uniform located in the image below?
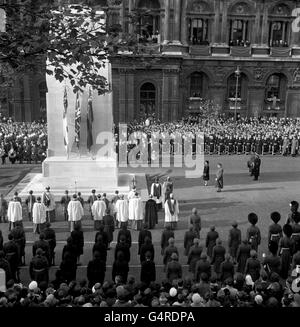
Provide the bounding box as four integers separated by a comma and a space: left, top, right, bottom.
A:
140, 251, 156, 285
228, 221, 241, 263
0, 250, 12, 283
227, 135, 234, 155
217, 135, 225, 155
236, 239, 251, 273
211, 239, 226, 280
268, 211, 282, 246
245, 136, 252, 155
71, 224, 84, 265
184, 226, 198, 257
246, 213, 261, 252
236, 137, 243, 155
3, 233, 19, 282
187, 238, 202, 275
160, 225, 174, 256
209, 136, 215, 155
279, 224, 294, 279
291, 214, 300, 253
252, 153, 261, 181
43, 222, 56, 266
262, 137, 269, 155
29, 248, 49, 286
195, 253, 211, 282
103, 208, 115, 249
115, 235, 130, 263
206, 226, 219, 259
32, 233, 51, 265
244, 250, 261, 282
60, 190, 71, 221
87, 250, 106, 288
11, 221, 26, 265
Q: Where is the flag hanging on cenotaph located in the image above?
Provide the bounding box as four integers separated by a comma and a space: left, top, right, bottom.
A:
63, 86, 69, 154
87, 87, 94, 151
75, 91, 81, 149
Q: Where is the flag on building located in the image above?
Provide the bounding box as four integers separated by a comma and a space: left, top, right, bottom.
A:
63, 85, 69, 154
74, 91, 81, 149
87, 87, 94, 151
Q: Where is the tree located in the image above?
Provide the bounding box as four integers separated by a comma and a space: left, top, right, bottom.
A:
0, 0, 129, 94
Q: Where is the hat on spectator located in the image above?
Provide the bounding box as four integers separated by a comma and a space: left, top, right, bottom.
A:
254, 295, 263, 305
29, 281, 38, 291
245, 275, 254, 287
192, 293, 203, 305
169, 287, 177, 297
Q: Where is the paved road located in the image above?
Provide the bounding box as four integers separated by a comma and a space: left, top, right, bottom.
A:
0, 155, 300, 284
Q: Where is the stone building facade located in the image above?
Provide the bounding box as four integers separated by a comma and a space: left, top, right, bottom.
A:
110, 0, 300, 123
2, 0, 300, 122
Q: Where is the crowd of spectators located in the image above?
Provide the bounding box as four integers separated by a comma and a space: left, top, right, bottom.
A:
0, 114, 47, 165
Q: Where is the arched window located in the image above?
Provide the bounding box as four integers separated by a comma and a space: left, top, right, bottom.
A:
228, 2, 253, 46
137, 0, 161, 43
269, 4, 291, 47
229, 20, 249, 46
227, 72, 248, 100
0, 8, 6, 32
188, 18, 209, 45
265, 73, 287, 110
189, 72, 209, 98
140, 82, 156, 116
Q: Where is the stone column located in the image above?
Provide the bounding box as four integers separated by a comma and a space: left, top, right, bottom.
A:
126, 70, 135, 122
162, 70, 170, 121
119, 69, 127, 122
260, 2, 269, 45
172, 0, 181, 44
180, 0, 188, 45
252, 4, 261, 44
120, 1, 126, 33
163, 0, 170, 44
128, 0, 134, 34
212, 0, 221, 44
220, 0, 228, 44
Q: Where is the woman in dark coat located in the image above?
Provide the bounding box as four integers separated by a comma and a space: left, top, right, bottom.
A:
112, 251, 129, 284
87, 250, 106, 288
279, 224, 294, 279
103, 208, 115, 247
215, 163, 223, 192
236, 239, 251, 273
203, 160, 210, 186
211, 239, 226, 278
139, 236, 154, 263
71, 224, 84, 264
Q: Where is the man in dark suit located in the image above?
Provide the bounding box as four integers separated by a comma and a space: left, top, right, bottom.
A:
3, 234, 19, 282
195, 253, 211, 282
138, 224, 152, 255
252, 153, 261, 181
87, 189, 97, 218
43, 222, 56, 266
32, 233, 51, 265
25, 190, 36, 221
60, 190, 71, 221
117, 224, 132, 248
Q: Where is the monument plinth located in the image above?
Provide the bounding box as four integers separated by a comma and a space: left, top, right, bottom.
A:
15, 62, 131, 200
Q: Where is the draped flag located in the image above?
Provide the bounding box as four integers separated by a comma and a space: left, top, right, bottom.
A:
63, 86, 69, 155
74, 91, 81, 149
87, 87, 94, 151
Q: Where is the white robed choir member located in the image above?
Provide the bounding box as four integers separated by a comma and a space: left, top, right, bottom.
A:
128, 186, 136, 201
67, 194, 84, 232
32, 196, 46, 234
128, 192, 143, 231
7, 196, 23, 231
164, 193, 179, 230
115, 195, 129, 228
91, 194, 107, 230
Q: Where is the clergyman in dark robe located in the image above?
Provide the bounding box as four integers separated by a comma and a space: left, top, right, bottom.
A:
144, 194, 158, 229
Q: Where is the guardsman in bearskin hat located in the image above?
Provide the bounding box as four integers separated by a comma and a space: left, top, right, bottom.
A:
268, 212, 282, 246
246, 213, 261, 252
279, 224, 294, 279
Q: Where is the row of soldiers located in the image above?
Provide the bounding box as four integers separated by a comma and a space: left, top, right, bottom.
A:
204, 135, 299, 156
